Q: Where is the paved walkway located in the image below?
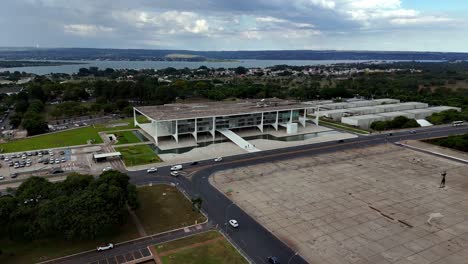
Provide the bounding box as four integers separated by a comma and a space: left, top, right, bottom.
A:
127, 205, 147, 237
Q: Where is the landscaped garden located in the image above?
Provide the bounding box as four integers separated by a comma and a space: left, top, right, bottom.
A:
115, 144, 162, 166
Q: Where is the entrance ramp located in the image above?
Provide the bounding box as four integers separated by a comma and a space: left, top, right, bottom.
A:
217, 129, 261, 152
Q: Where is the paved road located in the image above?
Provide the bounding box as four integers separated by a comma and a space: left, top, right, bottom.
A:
49, 125, 468, 264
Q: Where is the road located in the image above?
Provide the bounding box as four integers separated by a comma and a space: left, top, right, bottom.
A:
47, 125, 468, 264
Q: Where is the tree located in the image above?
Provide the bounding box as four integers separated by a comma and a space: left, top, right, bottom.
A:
191, 197, 203, 212
21, 112, 48, 136
234, 66, 248, 75
127, 185, 139, 210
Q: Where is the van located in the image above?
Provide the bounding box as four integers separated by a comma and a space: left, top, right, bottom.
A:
170, 165, 183, 171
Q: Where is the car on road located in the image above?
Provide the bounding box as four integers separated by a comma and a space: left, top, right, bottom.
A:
338, 139, 344, 143
102, 167, 112, 172
96, 243, 114, 251
171, 165, 183, 171
147, 167, 158, 173
190, 161, 199, 166
410, 130, 417, 134
229, 219, 239, 228
267, 256, 280, 264
170, 171, 180, 177
0, 176, 4, 180
214, 157, 223, 162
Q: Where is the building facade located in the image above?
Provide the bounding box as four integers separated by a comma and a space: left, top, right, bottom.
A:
134, 99, 313, 145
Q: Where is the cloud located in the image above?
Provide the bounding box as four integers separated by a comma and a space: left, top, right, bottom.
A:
64, 24, 114, 36
0, 0, 465, 51
391, 16, 453, 25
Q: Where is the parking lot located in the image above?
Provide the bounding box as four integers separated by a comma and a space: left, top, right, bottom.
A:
212, 144, 468, 264
0, 149, 73, 181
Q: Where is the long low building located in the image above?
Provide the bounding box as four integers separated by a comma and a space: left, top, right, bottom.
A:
342, 106, 461, 129
341, 114, 386, 129
134, 99, 314, 145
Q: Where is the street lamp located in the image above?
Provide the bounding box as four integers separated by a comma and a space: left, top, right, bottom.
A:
225, 202, 235, 233
288, 252, 298, 264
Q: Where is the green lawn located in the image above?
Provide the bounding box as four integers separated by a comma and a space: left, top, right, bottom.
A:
115, 144, 162, 166
135, 185, 206, 235
112, 130, 142, 145
0, 212, 140, 264
0, 118, 137, 153
155, 231, 248, 264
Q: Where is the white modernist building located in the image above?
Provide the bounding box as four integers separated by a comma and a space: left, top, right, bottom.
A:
134, 99, 314, 146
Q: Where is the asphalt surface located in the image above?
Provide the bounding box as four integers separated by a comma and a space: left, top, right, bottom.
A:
47, 125, 468, 264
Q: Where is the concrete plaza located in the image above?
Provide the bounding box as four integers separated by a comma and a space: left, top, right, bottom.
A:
212, 144, 468, 264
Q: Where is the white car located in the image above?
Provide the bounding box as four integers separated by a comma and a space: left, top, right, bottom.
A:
170, 171, 180, 177
229, 219, 239, 228
96, 243, 114, 251
147, 167, 158, 173
171, 165, 183, 171
102, 166, 112, 172
0, 176, 4, 180
214, 157, 223, 162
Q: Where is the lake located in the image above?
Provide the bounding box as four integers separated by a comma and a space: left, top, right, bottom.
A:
0, 59, 420, 75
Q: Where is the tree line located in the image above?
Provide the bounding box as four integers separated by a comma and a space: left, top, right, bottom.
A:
0, 171, 138, 241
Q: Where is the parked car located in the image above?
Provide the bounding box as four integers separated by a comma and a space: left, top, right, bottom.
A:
214, 157, 223, 162
229, 219, 239, 228
96, 243, 114, 252
267, 256, 280, 264
102, 166, 112, 172
171, 165, 183, 171
10, 173, 18, 178
147, 167, 158, 173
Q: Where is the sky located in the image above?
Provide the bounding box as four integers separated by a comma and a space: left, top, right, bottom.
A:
1, 0, 467, 52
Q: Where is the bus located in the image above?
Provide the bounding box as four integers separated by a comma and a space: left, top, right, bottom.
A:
452, 121, 464, 127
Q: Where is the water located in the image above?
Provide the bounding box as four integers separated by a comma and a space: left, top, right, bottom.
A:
0, 59, 424, 75
148, 130, 342, 155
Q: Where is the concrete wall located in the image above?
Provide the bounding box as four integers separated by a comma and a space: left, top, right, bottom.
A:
341, 115, 386, 130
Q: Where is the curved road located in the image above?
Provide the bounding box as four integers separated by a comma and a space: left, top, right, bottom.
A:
50, 125, 468, 264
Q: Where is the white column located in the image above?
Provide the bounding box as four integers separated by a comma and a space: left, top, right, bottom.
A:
193, 119, 198, 143
273, 111, 279, 131
173, 120, 179, 143
315, 106, 320, 126
289, 110, 293, 123
210, 116, 216, 140
133, 108, 137, 126
153, 121, 159, 145
257, 112, 264, 133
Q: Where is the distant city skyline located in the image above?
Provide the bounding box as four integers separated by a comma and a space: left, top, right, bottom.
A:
1, 0, 467, 52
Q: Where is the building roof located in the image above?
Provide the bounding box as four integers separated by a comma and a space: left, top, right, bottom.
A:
428, 106, 462, 112
378, 111, 413, 117
342, 114, 384, 120
93, 152, 122, 159
135, 99, 310, 121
